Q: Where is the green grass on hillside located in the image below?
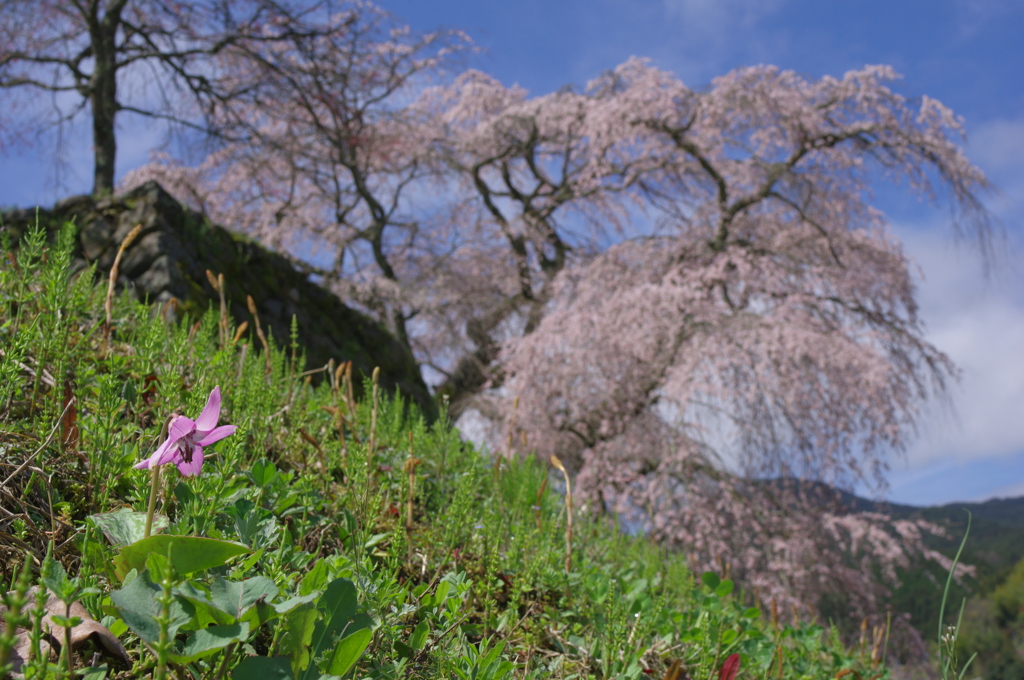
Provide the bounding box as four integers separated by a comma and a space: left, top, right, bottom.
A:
0, 219, 944, 679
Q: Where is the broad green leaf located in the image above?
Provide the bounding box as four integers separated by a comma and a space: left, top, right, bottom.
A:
89, 508, 169, 547
393, 640, 415, 659
742, 607, 761, 619
247, 459, 278, 487
177, 576, 279, 627
701, 571, 720, 590
113, 535, 251, 581
233, 655, 294, 680
715, 580, 734, 598
362, 533, 388, 549
300, 578, 359, 680
300, 561, 329, 595
278, 601, 318, 676
170, 622, 250, 664
326, 627, 373, 677
109, 570, 195, 644
409, 619, 429, 651
720, 629, 739, 645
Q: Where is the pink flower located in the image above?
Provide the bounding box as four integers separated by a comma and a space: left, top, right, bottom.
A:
134, 386, 236, 477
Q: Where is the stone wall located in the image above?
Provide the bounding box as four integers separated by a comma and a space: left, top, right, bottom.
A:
1, 181, 436, 420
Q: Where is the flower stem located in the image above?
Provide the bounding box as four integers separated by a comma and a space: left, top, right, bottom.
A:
144, 464, 162, 540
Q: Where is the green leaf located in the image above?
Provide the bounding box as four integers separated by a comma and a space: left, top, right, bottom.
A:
100, 615, 129, 638
701, 571, 720, 590
113, 535, 251, 581
300, 578, 360, 680
89, 508, 169, 547
232, 548, 265, 578
742, 607, 761, 619
300, 561, 329, 596
171, 622, 250, 663
714, 579, 734, 598
79, 665, 109, 680
326, 627, 373, 677
247, 459, 278, 487
362, 533, 389, 550
721, 629, 739, 645
478, 638, 507, 679
233, 656, 294, 680
177, 576, 279, 627
109, 570, 195, 644
48, 614, 81, 628
278, 601, 318, 676
409, 619, 429, 651
273, 593, 320, 615
40, 549, 73, 602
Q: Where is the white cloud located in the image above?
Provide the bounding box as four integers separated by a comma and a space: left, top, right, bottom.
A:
887, 113, 1024, 465
662, 0, 785, 31
950, 0, 1018, 42
894, 212, 1024, 473
654, 0, 790, 83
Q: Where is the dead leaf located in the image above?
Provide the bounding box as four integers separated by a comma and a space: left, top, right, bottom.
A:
0, 587, 130, 673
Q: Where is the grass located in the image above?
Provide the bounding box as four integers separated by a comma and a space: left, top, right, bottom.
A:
0, 218, 971, 679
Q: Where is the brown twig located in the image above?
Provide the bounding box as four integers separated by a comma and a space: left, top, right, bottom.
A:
298, 428, 327, 474
246, 295, 272, 375
205, 270, 229, 348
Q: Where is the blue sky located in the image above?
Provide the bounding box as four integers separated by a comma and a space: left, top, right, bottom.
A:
2, 0, 1022, 506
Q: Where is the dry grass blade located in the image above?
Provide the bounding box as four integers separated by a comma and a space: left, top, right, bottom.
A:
206, 269, 229, 348
246, 295, 272, 374
103, 224, 142, 355
368, 366, 380, 459
60, 377, 80, 455
298, 427, 327, 473
159, 296, 178, 323
662, 659, 679, 680
549, 455, 573, 573
232, 321, 249, 344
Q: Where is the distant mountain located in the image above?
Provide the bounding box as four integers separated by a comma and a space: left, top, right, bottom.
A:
789, 482, 1024, 647
852, 493, 1024, 588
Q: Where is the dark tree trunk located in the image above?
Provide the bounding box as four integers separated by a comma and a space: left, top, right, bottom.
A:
88, 1, 123, 196
90, 71, 117, 196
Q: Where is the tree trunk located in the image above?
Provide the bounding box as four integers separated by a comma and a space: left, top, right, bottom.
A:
88, 2, 121, 196
91, 72, 117, 196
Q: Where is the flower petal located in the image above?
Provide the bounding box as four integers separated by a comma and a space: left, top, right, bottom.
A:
175, 445, 204, 477
168, 415, 196, 442
198, 425, 236, 447
134, 435, 176, 470
193, 387, 222, 434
